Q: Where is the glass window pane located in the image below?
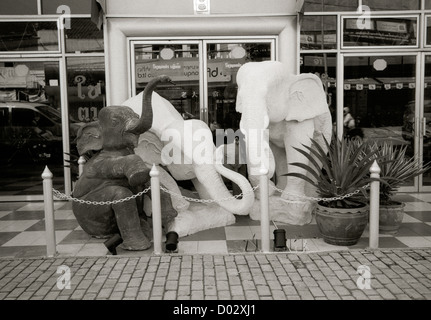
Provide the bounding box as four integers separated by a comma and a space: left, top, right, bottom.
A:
301, 16, 337, 50
300, 53, 337, 127
66, 57, 105, 180
42, 0, 91, 14
0, 21, 59, 52
343, 55, 416, 185
343, 17, 417, 47
427, 16, 431, 45
304, 0, 359, 12
66, 57, 106, 123
423, 55, 431, 186
0, 0, 38, 14
134, 43, 201, 120
363, 0, 420, 10
65, 19, 104, 53
207, 42, 272, 134
427, 0, 431, 10
0, 61, 66, 195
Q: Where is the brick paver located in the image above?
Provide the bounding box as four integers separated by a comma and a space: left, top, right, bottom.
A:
0, 249, 430, 300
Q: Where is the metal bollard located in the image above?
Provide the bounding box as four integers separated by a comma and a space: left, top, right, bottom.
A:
42, 166, 57, 257
369, 160, 381, 249
150, 164, 163, 254
259, 163, 270, 253
78, 156, 86, 178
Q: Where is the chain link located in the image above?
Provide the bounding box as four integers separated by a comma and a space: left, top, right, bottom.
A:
52, 183, 369, 206
159, 185, 259, 204
52, 185, 259, 206
270, 184, 370, 202
52, 186, 151, 206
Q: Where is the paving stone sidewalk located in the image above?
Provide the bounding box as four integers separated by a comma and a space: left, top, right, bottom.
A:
0, 248, 430, 301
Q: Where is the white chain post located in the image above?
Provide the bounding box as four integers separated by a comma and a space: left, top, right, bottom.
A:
150, 164, 163, 254
259, 163, 270, 253
42, 166, 57, 257
369, 160, 381, 249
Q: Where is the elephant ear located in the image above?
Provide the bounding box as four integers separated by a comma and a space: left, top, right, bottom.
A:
135, 131, 163, 165
285, 73, 329, 122
76, 121, 103, 155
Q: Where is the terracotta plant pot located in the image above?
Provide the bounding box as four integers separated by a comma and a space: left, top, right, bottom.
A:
379, 202, 405, 234
315, 203, 369, 246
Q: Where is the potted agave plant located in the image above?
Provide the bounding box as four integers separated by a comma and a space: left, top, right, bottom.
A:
365, 142, 431, 234
285, 136, 378, 246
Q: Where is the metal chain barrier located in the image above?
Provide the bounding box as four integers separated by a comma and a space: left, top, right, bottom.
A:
53, 183, 369, 206
52, 186, 151, 206
159, 185, 259, 204
51, 185, 259, 206
270, 184, 370, 202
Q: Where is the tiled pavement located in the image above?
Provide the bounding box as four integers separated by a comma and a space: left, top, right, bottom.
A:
1, 193, 431, 302
1, 193, 431, 258
0, 249, 430, 301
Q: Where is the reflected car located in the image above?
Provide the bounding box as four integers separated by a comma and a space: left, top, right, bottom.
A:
0, 101, 82, 164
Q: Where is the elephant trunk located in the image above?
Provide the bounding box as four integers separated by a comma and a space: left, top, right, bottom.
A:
240, 111, 275, 179
127, 75, 173, 134
193, 146, 255, 215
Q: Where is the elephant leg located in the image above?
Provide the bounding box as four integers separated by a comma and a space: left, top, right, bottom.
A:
110, 187, 152, 250
280, 119, 316, 224
283, 119, 315, 197
270, 141, 287, 191
192, 178, 213, 200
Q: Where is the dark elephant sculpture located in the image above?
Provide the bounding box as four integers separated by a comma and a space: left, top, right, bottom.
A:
72, 75, 176, 251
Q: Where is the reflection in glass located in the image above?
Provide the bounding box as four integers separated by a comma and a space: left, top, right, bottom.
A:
427, 17, 431, 46
0, 61, 65, 195
134, 44, 201, 120
42, 0, 91, 14
0, 0, 38, 14
0, 22, 59, 52
300, 53, 337, 130
343, 55, 416, 185
304, 0, 358, 12
422, 56, 431, 186
206, 42, 272, 137
301, 16, 337, 50
343, 17, 417, 47
363, 0, 420, 10
66, 57, 105, 180
65, 19, 104, 53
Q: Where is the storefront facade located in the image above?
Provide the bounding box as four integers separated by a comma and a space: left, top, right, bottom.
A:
1, 0, 431, 200
300, 0, 431, 192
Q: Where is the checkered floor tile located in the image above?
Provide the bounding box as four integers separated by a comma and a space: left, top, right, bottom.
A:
0, 193, 431, 258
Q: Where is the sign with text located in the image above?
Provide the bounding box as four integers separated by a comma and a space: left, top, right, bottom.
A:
136, 59, 245, 83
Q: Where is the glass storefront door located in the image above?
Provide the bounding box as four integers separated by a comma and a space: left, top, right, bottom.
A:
342, 53, 419, 191
130, 38, 275, 131
0, 59, 68, 199
203, 40, 274, 134
132, 41, 202, 120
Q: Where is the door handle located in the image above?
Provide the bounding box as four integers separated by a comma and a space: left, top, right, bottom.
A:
415, 117, 420, 138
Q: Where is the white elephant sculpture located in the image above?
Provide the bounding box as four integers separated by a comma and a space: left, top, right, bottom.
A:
122, 90, 255, 236
236, 61, 333, 225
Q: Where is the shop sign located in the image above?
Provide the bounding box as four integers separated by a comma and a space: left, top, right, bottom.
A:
376, 21, 407, 34
316, 33, 336, 44
135, 59, 245, 83
74, 75, 102, 100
